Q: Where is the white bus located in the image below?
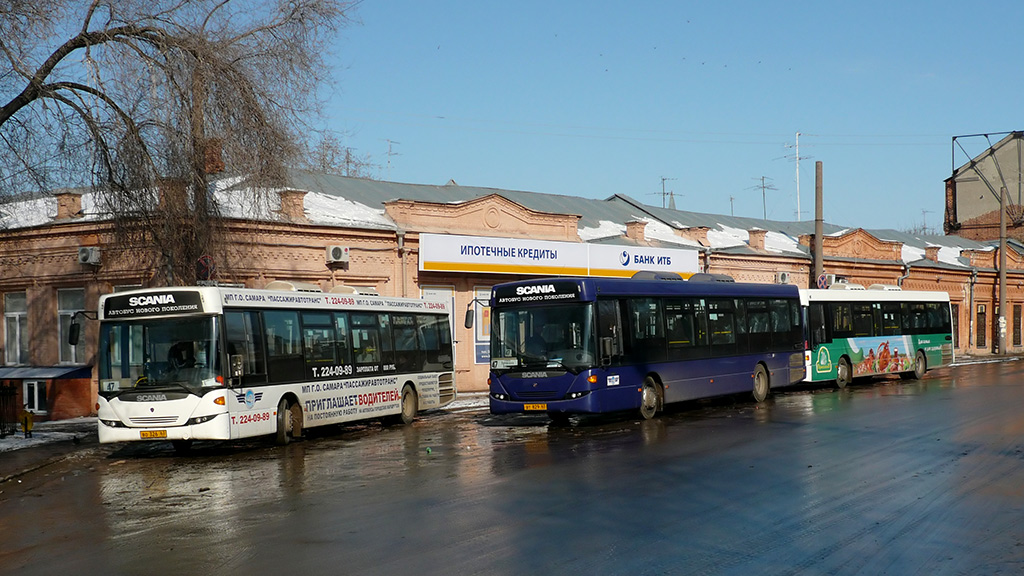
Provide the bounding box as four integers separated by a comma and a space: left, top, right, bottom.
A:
93, 284, 455, 450
801, 285, 954, 388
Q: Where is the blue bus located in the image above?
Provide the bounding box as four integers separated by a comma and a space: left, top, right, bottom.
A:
484, 274, 805, 420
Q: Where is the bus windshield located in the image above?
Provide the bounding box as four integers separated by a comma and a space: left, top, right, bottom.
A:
490, 303, 596, 372
98, 316, 222, 395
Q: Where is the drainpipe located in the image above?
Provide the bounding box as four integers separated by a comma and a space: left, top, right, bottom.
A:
699, 247, 712, 273
397, 231, 407, 298
897, 264, 910, 287
969, 268, 977, 353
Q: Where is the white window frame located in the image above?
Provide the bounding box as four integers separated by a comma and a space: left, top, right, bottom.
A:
23, 380, 47, 413
58, 288, 86, 364
4, 291, 28, 365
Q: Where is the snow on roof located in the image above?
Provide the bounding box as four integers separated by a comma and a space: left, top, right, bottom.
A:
707, 224, 747, 249
764, 231, 804, 255
642, 219, 702, 248
578, 219, 625, 242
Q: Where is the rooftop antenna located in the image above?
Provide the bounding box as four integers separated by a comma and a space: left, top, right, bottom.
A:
749, 176, 777, 220
783, 132, 812, 220
659, 176, 677, 208
384, 139, 401, 180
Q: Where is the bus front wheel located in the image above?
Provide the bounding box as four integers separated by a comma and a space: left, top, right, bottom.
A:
752, 364, 770, 402
836, 357, 852, 389
639, 377, 660, 420
276, 397, 299, 445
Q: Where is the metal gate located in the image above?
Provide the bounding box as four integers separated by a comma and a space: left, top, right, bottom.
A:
0, 384, 17, 438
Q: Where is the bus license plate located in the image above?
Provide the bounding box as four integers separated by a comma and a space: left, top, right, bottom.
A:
140, 430, 167, 439
524, 404, 547, 411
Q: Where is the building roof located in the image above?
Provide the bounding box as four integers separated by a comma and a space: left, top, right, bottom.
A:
2, 167, 1012, 267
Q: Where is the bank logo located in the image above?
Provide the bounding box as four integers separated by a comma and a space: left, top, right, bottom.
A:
619, 250, 630, 266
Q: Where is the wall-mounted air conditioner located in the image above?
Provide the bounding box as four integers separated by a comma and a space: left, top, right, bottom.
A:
78, 246, 101, 265
326, 245, 350, 264
776, 271, 791, 284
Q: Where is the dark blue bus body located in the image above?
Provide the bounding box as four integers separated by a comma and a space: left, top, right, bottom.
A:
487, 276, 804, 419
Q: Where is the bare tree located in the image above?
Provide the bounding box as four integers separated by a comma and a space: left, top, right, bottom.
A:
0, 0, 353, 284
303, 132, 378, 178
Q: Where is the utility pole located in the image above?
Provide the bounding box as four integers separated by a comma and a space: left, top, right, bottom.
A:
999, 186, 1007, 354
813, 161, 824, 288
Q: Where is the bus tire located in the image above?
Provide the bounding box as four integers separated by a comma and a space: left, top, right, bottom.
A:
912, 350, 927, 380
395, 383, 418, 425
836, 357, 852, 389
276, 397, 297, 446
752, 364, 770, 402
639, 377, 660, 420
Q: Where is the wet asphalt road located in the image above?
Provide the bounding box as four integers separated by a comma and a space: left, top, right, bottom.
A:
4, 360, 1024, 575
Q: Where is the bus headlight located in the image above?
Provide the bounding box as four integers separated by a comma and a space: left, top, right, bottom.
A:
99, 419, 125, 428
187, 414, 219, 425
566, 391, 590, 400
490, 393, 509, 401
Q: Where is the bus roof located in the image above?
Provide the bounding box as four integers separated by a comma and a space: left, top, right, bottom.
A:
798, 287, 950, 305
490, 276, 799, 307
99, 285, 450, 320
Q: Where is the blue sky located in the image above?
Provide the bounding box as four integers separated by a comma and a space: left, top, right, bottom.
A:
323, 1, 1024, 232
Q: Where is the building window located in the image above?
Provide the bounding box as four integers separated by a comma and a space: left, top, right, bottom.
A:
24, 380, 47, 413
4, 292, 28, 365
59, 288, 86, 364
1015, 305, 1022, 348
976, 304, 987, 348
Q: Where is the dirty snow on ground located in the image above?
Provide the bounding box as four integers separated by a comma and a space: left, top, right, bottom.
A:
0, 417, 95, 453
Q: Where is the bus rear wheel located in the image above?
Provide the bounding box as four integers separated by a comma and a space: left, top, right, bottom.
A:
836, 357, 852, 389
752, 364, 770, 402
912, 350, 926, 380
639, 377, 660, 420
393, 384, 418, 425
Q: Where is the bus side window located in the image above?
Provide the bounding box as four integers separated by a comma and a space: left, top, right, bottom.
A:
351, 314, 380, 365
378, 314, 395, 371
264, 310, 303, 384
334, 313, 352, 366
809, 303, 828, 346
881, 302, 901, 336
629, 298, 666, 362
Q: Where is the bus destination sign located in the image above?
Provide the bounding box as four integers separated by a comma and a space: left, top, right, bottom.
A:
104, 291, 205, 318
492, 281, 581, 305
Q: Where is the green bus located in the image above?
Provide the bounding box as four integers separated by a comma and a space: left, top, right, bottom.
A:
801, 285, 954, 388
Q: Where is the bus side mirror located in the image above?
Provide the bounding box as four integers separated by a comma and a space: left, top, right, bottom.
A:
229, 354, 245, 385
68, 322, 81, 346
464, 309, 474, 329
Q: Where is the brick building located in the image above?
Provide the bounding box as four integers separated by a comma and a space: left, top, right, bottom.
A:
2, 169, 1022, 421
